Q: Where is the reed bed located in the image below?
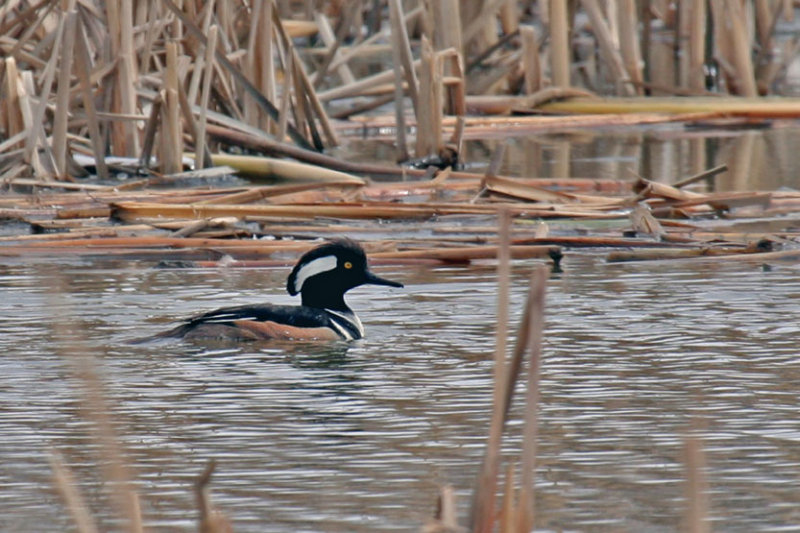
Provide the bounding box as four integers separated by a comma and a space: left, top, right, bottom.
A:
2, 165, 799, 267
1, 0, 800, 181
1, 0, 792, 531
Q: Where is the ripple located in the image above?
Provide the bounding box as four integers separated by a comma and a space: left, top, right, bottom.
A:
1, 256, 800, 530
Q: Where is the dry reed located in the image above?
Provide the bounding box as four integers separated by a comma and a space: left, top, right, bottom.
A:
0, 1, 797, 181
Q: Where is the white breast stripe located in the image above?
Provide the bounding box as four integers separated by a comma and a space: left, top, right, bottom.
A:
327, 318, 354, 340
326, 309, 364, 339
294, 255, 338, 293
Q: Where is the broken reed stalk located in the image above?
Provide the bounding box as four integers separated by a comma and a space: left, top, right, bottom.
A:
388, 0, 413, 161
160, 0, 316, 151
469, 209, 512, 532
688, 0, 707, 92
416, 35, 439, 158
519, 25, 541, 94
673, 164, 729, 188
49, 451, 100, 533
515, 265, 548, 531
617, 0, 644, 96
422, 485, 461, 533
469, 211, 549, 532
195, 24, 218, 170
196, 460, 233, 533
162, 40, 182, 174
549, 0, 570, 88
73, 17, 109, 179
581, 0, 635, 96
48, 283, 143, 533
683, 423, 710, 533
53, 10, 76, 177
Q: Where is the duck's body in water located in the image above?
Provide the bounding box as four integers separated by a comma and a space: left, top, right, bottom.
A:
151, 239, 403, 342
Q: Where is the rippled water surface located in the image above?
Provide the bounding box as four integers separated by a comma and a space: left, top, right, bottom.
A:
2, 253, 800, 531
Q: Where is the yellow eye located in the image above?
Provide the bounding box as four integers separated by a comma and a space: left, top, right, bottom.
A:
344, 261, 353, 269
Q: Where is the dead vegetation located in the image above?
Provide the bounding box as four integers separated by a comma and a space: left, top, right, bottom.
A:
1, 1, 799, 268
3, 0, 794, 531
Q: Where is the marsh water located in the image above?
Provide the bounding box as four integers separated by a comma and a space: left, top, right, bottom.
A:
4, 125, 800, 532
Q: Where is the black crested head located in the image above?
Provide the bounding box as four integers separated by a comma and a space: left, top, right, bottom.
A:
286, 238, 403, 310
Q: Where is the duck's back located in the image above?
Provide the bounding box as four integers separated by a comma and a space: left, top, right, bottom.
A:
156, 303, 363, 341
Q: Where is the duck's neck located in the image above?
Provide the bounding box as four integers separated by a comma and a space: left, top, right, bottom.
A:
301, 291, 349, 311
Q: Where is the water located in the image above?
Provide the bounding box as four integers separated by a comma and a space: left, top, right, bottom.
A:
2, 252, 800, 532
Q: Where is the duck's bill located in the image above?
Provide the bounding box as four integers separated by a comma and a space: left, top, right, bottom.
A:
364, 270, 404, 288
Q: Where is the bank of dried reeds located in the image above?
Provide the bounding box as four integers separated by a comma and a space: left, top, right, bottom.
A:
1, 0, 800, 183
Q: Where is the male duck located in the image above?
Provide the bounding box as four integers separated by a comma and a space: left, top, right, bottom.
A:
156, 239, 403, 341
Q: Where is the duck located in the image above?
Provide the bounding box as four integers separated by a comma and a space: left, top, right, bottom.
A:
153, 238, 403, 341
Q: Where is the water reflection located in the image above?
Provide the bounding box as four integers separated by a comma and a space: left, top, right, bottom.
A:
347, 122, 800, 193
1, 255, 800, 530
495, 123, 800, 191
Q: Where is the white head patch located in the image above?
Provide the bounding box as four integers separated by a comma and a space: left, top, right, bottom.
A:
293, 255, 338, 293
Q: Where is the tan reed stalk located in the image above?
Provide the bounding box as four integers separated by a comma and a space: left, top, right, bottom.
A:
271, 6, 339, 148
754, 0, 772, 54
24, 7, 64, 176
109, 199, 551, 222
197, 153, 363, 183
781, 0, 793, 20
389, 0, 421, 110
244, 0, 264, 126
320, 3, 423, 104
461, 0, 504, 46
499, 0, 519, 36
520, 25, 541, 94
195, 460, 233, 533
74, 18, 109, 179
310, 1, 359, 90
187, 0, 217, 106
49, 289, 144, 533
138, 92, 162, 168
549, 0, 570, 87
195, 25, 218, 170
17, 71, 46, 177
416, 36, 441, 158
247, 0, 275, 129
277, 48, 293, 142
3, 57, 24, 149
193, 181, 360, 206
688, 0, 707, 92
49, 451, 100, 533
617, 0, 644, 95
582, 0, 636, 96
118, 0, 139, 156
162, 40, 182, 174
389, 19, 410, 161
429, 0, 463, 61
498, 463, 516, 532
440, 49, 467, 116
673, 164, 728, 189
313, 12, 356, 85
515, 265, 548, 531
161, 0, 311, 150
469, 209, 512, 533
683, 424, 710, 533
723, 0, 758, 96
176, 78, 209, 168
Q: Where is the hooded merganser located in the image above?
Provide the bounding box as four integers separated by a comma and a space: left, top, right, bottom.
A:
154, 239, 403, 341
